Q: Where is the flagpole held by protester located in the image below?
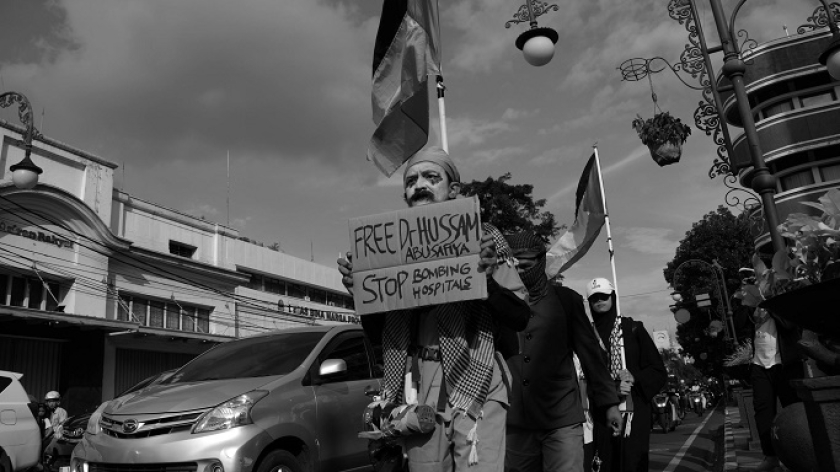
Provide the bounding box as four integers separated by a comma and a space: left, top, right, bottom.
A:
437, 75, 448, 153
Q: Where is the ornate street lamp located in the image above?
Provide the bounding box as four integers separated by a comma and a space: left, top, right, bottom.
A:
505, 0, 559, 67
0, 91, 43, 189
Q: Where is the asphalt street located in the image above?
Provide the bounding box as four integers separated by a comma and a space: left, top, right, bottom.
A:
648, 404, 724, 472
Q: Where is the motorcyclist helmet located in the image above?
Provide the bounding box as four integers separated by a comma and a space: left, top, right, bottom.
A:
44, 391, 61, 401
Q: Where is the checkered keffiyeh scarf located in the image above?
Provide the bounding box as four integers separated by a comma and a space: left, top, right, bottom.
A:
608, 314, 624, 379
381, 223, 509, 419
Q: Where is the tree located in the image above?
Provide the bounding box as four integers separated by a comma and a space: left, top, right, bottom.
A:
663, 206, 755, 378
460, 173, 562, 242
660, 348, 702, 385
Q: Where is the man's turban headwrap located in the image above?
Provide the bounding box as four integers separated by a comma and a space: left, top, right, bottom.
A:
505, 230, 549, 302
403, 146, 460, 183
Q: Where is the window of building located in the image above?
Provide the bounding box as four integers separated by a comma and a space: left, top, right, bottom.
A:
166, 303, 180, 330
10, 277, 26, 307
118, 294, 211, 334
780, 169, 815, 191
821, 163, 840, 182
287, 283, 305, 299
169, 241, 197, 259
265, 277, 284, 295
310, 289, 327, 304
197, 308, 210, 333
763, 100, 793, 118
44, 282, 60, 312
27, 279, 43, 309
800, 90, 835, 108
149, 301, 165, 328
0, 274, 63, 311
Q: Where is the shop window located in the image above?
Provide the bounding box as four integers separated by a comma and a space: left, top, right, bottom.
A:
821, 163, 840, 182
169, 241, 197, 259
780, 169, 815, 191
166, 303, 180, 330
149, 301, 165, 328
763, 100, 793, 118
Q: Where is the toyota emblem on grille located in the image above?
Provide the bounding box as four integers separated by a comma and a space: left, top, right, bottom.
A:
122, 419, 138, 433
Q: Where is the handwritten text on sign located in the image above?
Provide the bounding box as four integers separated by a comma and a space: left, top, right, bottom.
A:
348, 197, 486, 315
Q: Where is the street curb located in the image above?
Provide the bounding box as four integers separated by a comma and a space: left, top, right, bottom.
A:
724, 407, 739, 471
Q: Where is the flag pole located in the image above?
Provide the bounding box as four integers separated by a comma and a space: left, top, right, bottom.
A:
593, 146, 626, 370
437, 75, 448, 153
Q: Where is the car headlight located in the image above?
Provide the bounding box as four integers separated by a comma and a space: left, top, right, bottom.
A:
193, 391, 268, 434
85, 402, 109, 435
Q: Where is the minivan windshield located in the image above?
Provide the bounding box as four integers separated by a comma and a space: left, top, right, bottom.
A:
163, 331, 325, 383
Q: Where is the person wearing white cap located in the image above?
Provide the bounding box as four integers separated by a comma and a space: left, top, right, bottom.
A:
339, 146, 530, 472
584, 278, 667, 472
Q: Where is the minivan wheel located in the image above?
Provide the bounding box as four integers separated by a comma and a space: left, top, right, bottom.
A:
256, 450, 304, 472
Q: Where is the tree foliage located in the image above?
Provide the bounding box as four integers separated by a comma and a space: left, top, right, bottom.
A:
460, 173, 562, 243
662, 206, 755, 378
660, 348, 702, 385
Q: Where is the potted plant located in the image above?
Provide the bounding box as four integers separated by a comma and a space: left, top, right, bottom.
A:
631, 111, 692, 166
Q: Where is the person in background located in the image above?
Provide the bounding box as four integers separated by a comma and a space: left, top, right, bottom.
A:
749, 306, 803, 472
586, 278, 667, 472
503, 230, 622, 472
37, 402, 51, 435
44, 390, 67, 438
338, 146, 530, 472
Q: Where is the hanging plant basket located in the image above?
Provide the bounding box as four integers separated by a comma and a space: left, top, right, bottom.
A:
648, 141, 683, 166
632, 112, 692, 167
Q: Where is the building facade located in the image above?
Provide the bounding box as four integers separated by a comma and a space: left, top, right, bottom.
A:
0, 120, 356, 413
720, 29, 840, 250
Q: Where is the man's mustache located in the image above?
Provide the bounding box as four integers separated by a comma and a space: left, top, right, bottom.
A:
409, 188, 435, 203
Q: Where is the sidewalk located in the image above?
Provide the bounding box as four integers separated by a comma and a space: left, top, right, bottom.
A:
723, 404, 765, 471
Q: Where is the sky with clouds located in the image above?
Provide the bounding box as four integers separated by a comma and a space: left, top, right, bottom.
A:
0, 0, 826, 340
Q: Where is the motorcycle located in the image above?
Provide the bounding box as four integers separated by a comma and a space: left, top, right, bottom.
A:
651, 393, 675, 433
689, 393, 703, 416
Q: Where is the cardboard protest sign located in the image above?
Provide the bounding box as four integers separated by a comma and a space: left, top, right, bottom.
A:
348, 196, 486, 315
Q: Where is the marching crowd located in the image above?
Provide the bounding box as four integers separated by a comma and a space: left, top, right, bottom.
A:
338, 146, 668, 472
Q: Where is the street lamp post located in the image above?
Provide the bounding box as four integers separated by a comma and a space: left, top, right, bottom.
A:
504, 0, 559, 66
672, 258, 738, 346
0, 91, 43, 189
618, 1, 840, 254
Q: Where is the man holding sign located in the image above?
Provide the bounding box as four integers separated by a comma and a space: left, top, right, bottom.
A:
338, 147, 529, 472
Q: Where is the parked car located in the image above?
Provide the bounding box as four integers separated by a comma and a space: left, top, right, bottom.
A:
0, 370, 42, 472
43, 369, 177, 472
72, 325, 382, 472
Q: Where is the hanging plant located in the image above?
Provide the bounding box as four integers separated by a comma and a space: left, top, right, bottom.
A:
631, 111, 692, 167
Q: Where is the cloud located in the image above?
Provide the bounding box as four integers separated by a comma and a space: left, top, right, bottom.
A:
616, 226, 678, 256
546, 145, 647, 207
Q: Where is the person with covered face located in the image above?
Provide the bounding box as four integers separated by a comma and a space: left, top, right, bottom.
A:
503, 230, 622, 472
585, 278, 667, 472
338, 146, 530, 472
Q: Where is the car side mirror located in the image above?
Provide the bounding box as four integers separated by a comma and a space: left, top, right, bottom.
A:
319, 359, 347, 379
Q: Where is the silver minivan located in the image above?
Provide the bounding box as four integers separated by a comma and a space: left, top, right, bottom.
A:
72, 325, 382, 472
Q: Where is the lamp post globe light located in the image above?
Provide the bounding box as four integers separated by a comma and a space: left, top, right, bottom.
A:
505, 0, 559, 67
0, 91, 43, 189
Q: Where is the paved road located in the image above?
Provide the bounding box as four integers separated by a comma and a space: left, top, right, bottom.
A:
647, 404, 724, 472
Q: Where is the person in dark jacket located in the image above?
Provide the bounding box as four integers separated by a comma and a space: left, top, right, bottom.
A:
503, 231, 622, 472
586, 278, 668, 472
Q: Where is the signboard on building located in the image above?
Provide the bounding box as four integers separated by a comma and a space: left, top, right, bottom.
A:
348, 197, 486, 315
0, 219, 74, 249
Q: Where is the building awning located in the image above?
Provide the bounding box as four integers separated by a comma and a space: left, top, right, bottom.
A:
0, 306, 233, 343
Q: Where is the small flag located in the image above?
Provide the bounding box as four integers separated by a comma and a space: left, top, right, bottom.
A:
367, 0, 441, 177
546, 153, 606, 276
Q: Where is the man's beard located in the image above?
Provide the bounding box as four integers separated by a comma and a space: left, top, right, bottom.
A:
408, 188, 436, 206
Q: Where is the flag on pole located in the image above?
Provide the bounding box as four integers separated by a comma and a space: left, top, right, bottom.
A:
546, 153, 607, 277
367, 0, 441, 177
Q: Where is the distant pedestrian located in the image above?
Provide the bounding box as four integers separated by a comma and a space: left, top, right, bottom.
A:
44, 391, 67, 438
37, 402, 51, 435
585, 278, 667, 472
